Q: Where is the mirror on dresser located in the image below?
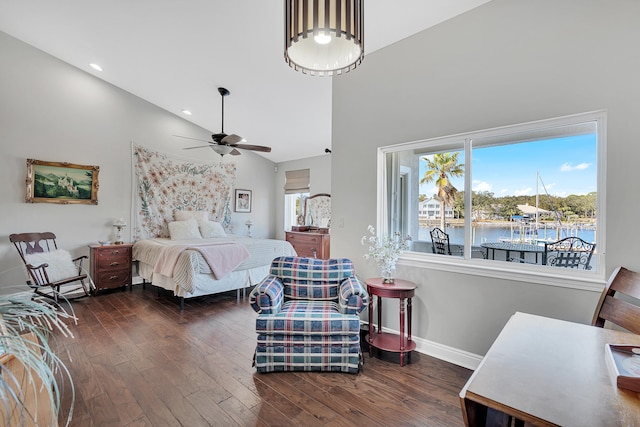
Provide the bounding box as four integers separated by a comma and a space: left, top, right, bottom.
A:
286, 193, 331, 259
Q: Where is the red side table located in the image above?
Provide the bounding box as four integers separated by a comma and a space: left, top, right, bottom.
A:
365, 277, 417, 366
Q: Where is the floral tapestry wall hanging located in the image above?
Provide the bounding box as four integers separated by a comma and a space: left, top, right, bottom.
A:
132, 144, 236, 240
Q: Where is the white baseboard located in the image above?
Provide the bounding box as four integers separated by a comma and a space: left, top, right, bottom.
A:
370, 323, 483, 371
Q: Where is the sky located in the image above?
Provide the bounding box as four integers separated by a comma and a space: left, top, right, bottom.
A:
420, 134, 597, 198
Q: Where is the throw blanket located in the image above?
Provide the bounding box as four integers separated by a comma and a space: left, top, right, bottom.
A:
154, 242, 249, 280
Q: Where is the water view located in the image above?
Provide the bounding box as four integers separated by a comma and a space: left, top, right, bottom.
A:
417, 224, 596, 246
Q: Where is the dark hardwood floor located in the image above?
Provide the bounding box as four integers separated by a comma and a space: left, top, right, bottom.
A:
52, 285, 473, 426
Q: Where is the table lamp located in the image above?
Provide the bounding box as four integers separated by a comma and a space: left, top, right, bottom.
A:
245, 219, 253, 238
113, 218, 127, 244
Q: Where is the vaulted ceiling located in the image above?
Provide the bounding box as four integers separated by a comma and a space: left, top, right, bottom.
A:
0, 0, 491, 162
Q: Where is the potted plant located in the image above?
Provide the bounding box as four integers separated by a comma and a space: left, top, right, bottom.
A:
0, 293, 76, 426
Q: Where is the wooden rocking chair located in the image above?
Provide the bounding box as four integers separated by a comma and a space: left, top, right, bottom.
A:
10, 232, 93, 302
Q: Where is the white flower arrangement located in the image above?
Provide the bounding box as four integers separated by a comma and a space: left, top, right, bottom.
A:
361, 225, 411, 282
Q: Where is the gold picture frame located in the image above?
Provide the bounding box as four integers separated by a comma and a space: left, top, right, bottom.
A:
26, 159, 99, 205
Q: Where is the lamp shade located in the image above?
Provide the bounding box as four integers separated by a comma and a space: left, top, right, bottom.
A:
285, 0, 364, 76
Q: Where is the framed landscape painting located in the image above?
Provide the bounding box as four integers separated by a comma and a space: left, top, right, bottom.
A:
234, 189, 252, 213
26, 159, 100, 205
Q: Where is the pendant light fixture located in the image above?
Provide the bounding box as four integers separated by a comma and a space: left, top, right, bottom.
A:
285, 0, 364, 76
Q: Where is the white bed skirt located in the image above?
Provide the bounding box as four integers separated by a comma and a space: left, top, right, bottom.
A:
138, 261, 270, 298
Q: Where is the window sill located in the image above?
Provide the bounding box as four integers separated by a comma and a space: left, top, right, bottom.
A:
400, 252, 605, 292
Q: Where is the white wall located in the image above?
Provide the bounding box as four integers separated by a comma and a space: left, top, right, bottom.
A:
0, 31, 277, 290
274, 154, 331, 241
332, 0, 640, 362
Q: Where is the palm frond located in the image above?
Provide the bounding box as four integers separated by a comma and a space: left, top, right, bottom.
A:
0, 294, 76, 426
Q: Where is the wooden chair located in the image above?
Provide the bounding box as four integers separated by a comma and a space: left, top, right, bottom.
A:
543, 236, 595, 270
10, 232, 93, 302
592, 266, 640, 335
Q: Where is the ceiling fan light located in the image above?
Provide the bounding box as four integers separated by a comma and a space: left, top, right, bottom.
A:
285, 0, 364, 76
211, 145, 233, 156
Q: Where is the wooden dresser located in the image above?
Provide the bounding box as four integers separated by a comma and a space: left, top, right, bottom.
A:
89, 243, 133, 292
285, 231, 330, 259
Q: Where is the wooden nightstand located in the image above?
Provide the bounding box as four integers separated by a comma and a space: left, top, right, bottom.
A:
89, 243, 133, 292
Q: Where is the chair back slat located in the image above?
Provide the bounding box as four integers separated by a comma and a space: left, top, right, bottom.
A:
592, 266, 640, 334
597, 296, 640, 335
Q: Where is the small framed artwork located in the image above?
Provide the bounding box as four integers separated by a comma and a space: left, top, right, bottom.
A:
234, 189, 252, 213
26, 158, 100, 205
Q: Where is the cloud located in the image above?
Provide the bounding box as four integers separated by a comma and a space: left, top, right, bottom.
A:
472, 181, 492, 192
514, 187, 533, 196
560, 162, 590, 172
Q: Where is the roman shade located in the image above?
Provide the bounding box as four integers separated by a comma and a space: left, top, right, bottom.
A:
284, 169, 310, 194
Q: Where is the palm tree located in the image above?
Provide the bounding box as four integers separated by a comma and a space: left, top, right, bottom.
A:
421, 152, 464, 230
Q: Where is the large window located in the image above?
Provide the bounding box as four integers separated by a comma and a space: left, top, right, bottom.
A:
381, 112, 605, 275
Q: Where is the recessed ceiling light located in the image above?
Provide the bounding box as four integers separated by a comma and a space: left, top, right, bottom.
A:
89, 63, 103, 72
182, 110, 192, 115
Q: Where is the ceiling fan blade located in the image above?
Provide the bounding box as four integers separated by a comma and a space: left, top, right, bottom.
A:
221, 134, 245, 144
234, 143, 272, 153
230, 149, 242, 156
173, 135, 212, 144
183, 145, 214, 150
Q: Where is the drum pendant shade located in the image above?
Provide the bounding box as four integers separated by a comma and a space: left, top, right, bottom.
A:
285, 0, 364, 76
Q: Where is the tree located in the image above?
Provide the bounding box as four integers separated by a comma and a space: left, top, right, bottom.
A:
420, 152, 464, 230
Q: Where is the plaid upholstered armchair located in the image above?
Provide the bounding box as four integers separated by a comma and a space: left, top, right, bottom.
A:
249, 256, 369, 373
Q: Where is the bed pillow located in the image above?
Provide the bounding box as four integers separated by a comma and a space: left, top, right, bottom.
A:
168, 218, 203, 240
24, 249, 78, 283
199, 220, 227, 238
174, 210, 209, 222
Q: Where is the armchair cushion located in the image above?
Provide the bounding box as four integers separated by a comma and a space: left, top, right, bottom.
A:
255, 301, 361, 336
270, 257, 355, 300
24, 249, 78, 283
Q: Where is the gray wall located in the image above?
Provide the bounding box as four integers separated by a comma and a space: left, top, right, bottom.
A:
0, 31, 277, 289
332, 0, 639, 362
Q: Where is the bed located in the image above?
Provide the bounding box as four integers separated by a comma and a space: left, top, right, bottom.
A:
133, 235, 296, 305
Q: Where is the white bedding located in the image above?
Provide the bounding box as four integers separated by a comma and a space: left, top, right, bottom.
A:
133, 235, 296, 298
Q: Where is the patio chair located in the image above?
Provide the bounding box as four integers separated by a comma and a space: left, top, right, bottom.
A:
543, 236, 595, 270
249, 256, 368, 373
430, 228, 464, 256
592, 266, 640, 334
10, 232, 93, 302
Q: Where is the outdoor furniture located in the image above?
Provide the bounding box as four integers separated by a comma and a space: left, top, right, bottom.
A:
543, 236, 595, 269
430, 227, 462, 256
592, 266, 640, 334
482, 242, 545, 264
10, 232, 93, 302
249, 256, 368, 373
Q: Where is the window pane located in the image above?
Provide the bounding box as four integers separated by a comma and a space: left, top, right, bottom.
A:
382, 113, 601, 273
471, 122, 597, 270
385, 143, 466, 257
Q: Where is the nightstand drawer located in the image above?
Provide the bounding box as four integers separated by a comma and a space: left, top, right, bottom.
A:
96, 253, 130, 270
94, 268, 130, 288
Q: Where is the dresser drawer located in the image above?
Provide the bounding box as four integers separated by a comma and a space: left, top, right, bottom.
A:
286, 231, 330, 259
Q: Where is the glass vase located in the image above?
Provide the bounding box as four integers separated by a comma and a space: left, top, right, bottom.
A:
381, 264, 395, 284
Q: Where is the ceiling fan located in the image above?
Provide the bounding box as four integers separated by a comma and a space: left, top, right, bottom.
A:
175, 87, 272, 156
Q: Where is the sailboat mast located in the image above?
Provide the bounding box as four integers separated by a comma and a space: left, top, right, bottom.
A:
536, 171, 540, 232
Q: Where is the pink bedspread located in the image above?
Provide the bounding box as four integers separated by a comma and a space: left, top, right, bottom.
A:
154, 242, 249, 280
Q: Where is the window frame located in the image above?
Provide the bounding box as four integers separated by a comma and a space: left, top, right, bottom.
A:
377, 111, 607, 291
